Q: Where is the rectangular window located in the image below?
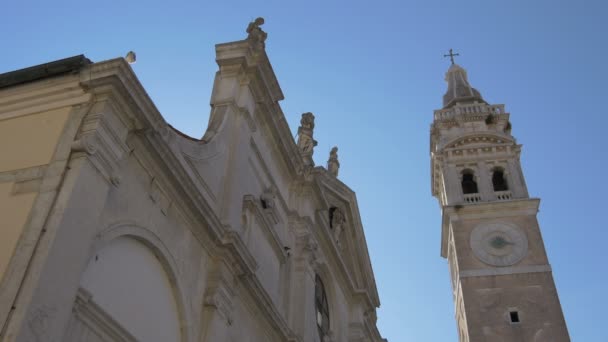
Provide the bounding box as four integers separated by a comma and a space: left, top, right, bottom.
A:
509, 311, 520, 323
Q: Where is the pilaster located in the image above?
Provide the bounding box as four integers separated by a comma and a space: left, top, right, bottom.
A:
201, 260, 236, 342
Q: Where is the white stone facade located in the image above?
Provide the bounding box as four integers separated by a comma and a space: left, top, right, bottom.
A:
0, 19, 386, 342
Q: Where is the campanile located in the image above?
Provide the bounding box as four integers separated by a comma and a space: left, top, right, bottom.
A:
430, 59, 570, 341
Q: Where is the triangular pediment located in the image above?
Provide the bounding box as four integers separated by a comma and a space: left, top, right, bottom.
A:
312, 168, 380, 308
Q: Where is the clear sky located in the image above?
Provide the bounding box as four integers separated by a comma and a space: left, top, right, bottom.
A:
2, 0, 607, 340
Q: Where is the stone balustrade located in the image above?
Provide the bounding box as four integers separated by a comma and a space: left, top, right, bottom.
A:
495, 190, 512, 201
434, 103, 505, 121
464, 193, 482, 203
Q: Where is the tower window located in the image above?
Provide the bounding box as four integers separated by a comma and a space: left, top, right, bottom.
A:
461, 170, 478, 194
315, 275, 330, 339
509, 311, 520, 323
492, 169, 508, 191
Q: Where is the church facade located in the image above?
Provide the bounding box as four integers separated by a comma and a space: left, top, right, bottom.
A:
0, 19, 386, 342
430, 60, 570, 341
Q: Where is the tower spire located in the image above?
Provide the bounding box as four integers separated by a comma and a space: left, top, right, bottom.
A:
442, 63, 486, 108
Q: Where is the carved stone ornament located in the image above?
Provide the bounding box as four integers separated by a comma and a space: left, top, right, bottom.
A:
297, 112, 318, 165
303, 238, 323, 270
246, 17, 267, 50
260, 185, 280, 224
260, 185, 278, 209
203, 287, 234, 325
327, 146, 340, 177
470, 222, 528, 267
330, 207, 346, 245
71, 133, 100, 155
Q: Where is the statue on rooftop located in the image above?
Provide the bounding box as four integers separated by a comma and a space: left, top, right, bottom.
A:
327, 146, 340, 177
246, 17, 267, 49
297, 112, 317, 165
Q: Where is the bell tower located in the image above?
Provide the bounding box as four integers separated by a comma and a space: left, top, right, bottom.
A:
430, 59, 570, 341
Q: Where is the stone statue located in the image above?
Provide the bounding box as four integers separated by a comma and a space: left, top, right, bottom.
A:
330, 207, 345, 245
297, 112, 317, 165
260, 185, 277, 209
246, 17, 267, 49
327, 146, 340, 177
300, 112, 315, 130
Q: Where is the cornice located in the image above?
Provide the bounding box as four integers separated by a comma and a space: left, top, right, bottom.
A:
218, 230, 259, 276
242, 195, 288, 263
72, 288, 137, 342
238, 273, 301, 342
215, 40, 284, 102
0, 74, 91, 121
126, 132, 225, 249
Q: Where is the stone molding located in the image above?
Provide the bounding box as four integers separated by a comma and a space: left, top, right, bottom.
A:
238, 272, 300, 342
459, 264, 552, 278
67, 288, 137, 342
0, 76, 92, 121
242, 194, 288, 263
90, 221, 193, 341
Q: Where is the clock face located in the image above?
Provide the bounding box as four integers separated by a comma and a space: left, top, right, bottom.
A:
470, 222, 528, 267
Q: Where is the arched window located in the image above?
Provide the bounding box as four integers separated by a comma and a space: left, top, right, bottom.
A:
315, 275, 330, 339
461, 169, 478, 194
492, 168, 508, 191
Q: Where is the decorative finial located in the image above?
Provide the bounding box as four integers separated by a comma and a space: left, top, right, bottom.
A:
125, 51, 136, 64
443, 48, 459, 65
246, 17, 267, 50
297, 112, 317, 166
327, 146, 340, 177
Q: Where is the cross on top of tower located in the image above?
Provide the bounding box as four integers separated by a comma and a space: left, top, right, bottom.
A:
443, 48, 460, 65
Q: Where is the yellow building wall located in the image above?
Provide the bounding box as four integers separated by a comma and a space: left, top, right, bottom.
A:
0, 183, 37, 281
0, 107, 71, 173
0, 106, 72, 281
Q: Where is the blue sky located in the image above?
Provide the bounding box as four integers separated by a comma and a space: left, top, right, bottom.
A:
2, 0, 607, 340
